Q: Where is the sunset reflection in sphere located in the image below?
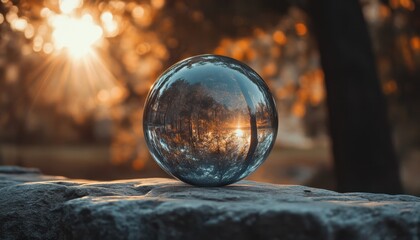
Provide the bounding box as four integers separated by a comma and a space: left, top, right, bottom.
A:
143, 55, 278, 186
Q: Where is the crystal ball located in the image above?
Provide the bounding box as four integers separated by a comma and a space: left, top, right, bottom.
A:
143, 54, 278, 186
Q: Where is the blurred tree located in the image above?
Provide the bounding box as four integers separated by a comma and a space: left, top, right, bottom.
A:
309, 0, 402, 193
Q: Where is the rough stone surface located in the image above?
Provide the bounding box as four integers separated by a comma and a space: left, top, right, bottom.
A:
0, 166, 419, 240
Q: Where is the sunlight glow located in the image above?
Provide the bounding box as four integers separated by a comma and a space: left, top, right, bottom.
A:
30, 49, 126, 118
59, 0, 83, 14
51, 14, 103, 58
235, 128, 244, 137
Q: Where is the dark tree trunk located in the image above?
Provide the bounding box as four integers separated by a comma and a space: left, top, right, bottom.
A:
232, 76, 258, 180
308, 0, 403, 193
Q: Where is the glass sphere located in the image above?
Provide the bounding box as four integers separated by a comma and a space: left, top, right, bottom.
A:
143, 54, 278, 186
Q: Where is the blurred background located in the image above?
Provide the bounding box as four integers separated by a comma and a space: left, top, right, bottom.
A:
0, 0, 419, 194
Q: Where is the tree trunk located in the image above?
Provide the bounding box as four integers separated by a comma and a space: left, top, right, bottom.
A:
232, 76, 258, 180
308, 0, 403, 193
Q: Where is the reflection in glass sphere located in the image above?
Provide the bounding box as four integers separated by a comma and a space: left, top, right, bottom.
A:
143, 54, 278, 186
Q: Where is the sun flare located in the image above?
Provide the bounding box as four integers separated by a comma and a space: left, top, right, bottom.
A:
235, 128, 244, 137
51, 14, 103, 58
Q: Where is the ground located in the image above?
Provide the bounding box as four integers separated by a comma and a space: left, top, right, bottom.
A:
0, 166, 419, 240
